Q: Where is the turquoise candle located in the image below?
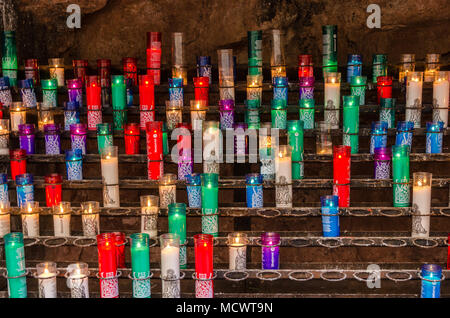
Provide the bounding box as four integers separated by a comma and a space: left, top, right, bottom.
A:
112, 75, 127, 131
96, 123, 113, 154
271, 99, 287, 129
298, 99, 315, 129
201, 173, 219, 237
168, 203, 187, 269
287, 120, 304, 180
130, 233, 151, 298
392, 145, 410, 207
342, 95, 360, 154
4, 232, 27, 298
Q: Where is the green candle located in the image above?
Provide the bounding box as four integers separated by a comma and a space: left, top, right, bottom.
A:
162, 122, 169, 156
112, 75, 127, 131
271, 99, 287, 129
287, 120, 304, 180
248, 31, 262, 76
168, 203, 187, 269
201, 173, 219, 237
245, 108, 260, 129
299, 99, 315, 129
96, 123, 113, 154
41, 78, 58, 108
2, 31, 18, 87
350, 76, 367, 106
372, 54, 387, 83
4, 232, 27, 298
380, 98, 396, 128
130, 233, 151, 298
343, 95, 360, 154
392, 145, 410, 207
322, 25, 338, 76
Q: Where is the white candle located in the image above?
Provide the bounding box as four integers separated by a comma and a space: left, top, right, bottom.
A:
412, 172, 432, 238
275, 145, 292, 208
159, 185, 176, 208
203, 122, 221, 173
141, 206, 159, 238
433, 72, 449, 127
324, 73, 341, 129
160, 234, 180, 298
161, 245, 180, 277
66, 263, 89, 298
22, 213, 39, 237
0, 213, 10, 237
10, 108, 26, 132
50, 67, 65, 87
53, 214, 71, 237
406, 72, 423, 128
37, 267, 57, 298
81, 201, 100, 237
101, 146, 120, 207
190, 101, 207, 131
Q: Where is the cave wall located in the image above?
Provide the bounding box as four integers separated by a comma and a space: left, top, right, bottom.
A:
10, 0, 450, 70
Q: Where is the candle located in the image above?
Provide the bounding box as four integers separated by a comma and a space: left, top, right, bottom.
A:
10, 149, 26, 181
287, 120, 304, 180
52, 201, 71, 237
166, 100, 183, 131
35, 261, 57, 298
324, 72, 341, 129
160, 233, 181, 298
374, 147, 391, 179
218, 49, 235, 101
112, 75, 127, 131
41, 78, 58, 108
228, 232, 248, 270
101, 146, 120, 207
130, 233, 151, 298
112, 231, 126, 269
124, 123, 140, 155
260, 147, 275, 181
219, 99, 235, 129
270, 29, 286, 80
140, 195, 159, 238
320, 195, 340, 237
424, 54, 440, 83
4, 232, 27, 298
298, 99, 315, 130
19, 79, 37, 108
245, 173, 263, 208
96, 123, 113, 154
48, 58, 64, 86
299, 76, 314, 100
176, 123, 192, 180
333, 145, 351, 207
66, 262, 89, 298
17, 124, 34, 155
392, 145, 410, 207
395, 121, 414, 149
261, 232, 280, 270
0, 119, 9, 154
168, 203, 187, 269
203, 121, 221, 174
97, 59, 111, 107
45, 173, 62, 207
194, 233, 214, 298
70, 123, 87, 155
245, 107, 260, 129
81, 201, 100, 237
316, 121, 332, 154
275, 145, 292, 208
426, 121, 444, 154
248, 30, 263, 77
64, 101, 80, 131
139, 74, 155, 130
342, 96, 360, 154
65, 149, 83, 181
346, 54, 362, 83
376, 76, 393, 104
16, 173, 34, 208
159, 173, 177, 209
406, 71, 423, 128
97, 233, 119, 298
44, 124, 61, 155
20, 201, 39, 237
168, 77, 184, 105
86, 75, 102, 130
0, 77, 12, 108
123, 57, 138, 87
201, 173, 219, 237
194, 76, 209, 103
271, 99, 287, 129
350, 75, 367, 106
197, 56, 212, 82
380, 98, 396, 128
67, 78, 83, 108
370, 121, 388, 155
234, 123, 248, 157
322, 25, 337, 75
145, 121, 163, 180
273, 76, 288, 102
190, 100, 207, 132
420, 264, 442, 298
24, 59, 39, 85
73, 59, 88, 84
371, 54, 387, 83
146, 32, 162, 85
412, 172, 432, 238
298, 54, 313, 78
432, 71, 449, 126
37, 106, 54, 131
246, 75, 262, 108
186, 173, 202, 208
0, 201, 10, 237
172, 32, 187, 85
10, 103, 26, 132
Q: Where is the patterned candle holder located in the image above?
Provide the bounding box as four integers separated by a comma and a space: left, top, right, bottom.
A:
201, 173, 219, 237
124, 123, 140, 155
392, 145, 410, 207
244, 106, 260, 129
395, 121, 414, 148
2, 31, 18, 86
18, 124, 35, 155
140, 195, 159, 239
10, 149, 26, 181
159, 173, 177, 208
275, 145, 293, 208
65, 149, 83, 181
0, 174, 8, 205
260, 147, 275, 181
298, 54, 313, 78
406, 72, 423, 128
298, 99, 315, 129
96, 123, 113, 155
228, 232, 248, 270
190, 100, 207, 131
0, 77, 12, 107
176, 123, 192, 181
96, 233, 120, 298
372, 54, 387, 83
194, 233, 214, 298
45, 173, 62, 208
287, 120, 304, 180
247, 75, 262, 108
426, 121, 444, 154
66, 262, 89, 298
219, 99, 234, 129
186, 173, 202, 208
246, 173, 263, 208
377, 76, 393, 105
0, 119, 9, 155
160, 233, 181, 298
4, 232, 27, 298
412, 172, 432, 238
0, 201, 11, 237
67, 78, 83, 107
86, 76, 102, 130
10, 102, 26, 132
374, 147, 391, 179
399, 54, 415, 83
234, 122, 248, 157
24, 59, 40, 85
347, 54, 362, 83
139, 74, 155, 130
350, 75, 367, 106
324, 72, 341, 129
165, 100, 183, 131
44, 124, 61, 155
320, 195, 340, 237
202, 121, 221, 174
299, 76, 314, 100
130, 233, 151, 298
19, 79, 37, 108
41, 79, 58, 108
37, 105, 54, 132
273, 76, 288, 101
370, 121, 388, 155
168, 77, 184, 105
100, 146, 120, 208
70, 123, 87, 155
425, 54, 440, 83
380, 98, 396, 128
52, 201, 71, 237
193, 76, 209, 103
112, 75, 127, 131
197, 56, 212, 81
64, 101, 80, 131
420, 264, 442, 298
145, 121, 163, 180
168, 203, 187, 269
81, 201, 100, 237
20, 201, 39, 237
261, 232, 280, 270
73, 59, 88, 84
271, 99, 287, 129
16, 174, 35, 208
248, 30, 263, 77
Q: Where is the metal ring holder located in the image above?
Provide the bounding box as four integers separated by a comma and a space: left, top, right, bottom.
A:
438, 208, 450, 217
385, 271, 413, 282
73, 237, 97, 247
64, 270, 90, 280
289, 238, 312, 248
351, 238, 376, 247
161, 271, 185, 281
43, 237, 68, 248
105, 208, 131, 216
317, 238, 343, 248
223, 271, 249, 281
347, 209, 373, 217
2, 269, 29, 279
192, 271, 217, 281
353, 271, 378, 283
148, 238, 159, 248
96, 270, 122, 280
379, 209, 405, 217
288, 271, 314, 281
417, 272, 446, 283
320, 270, 347, 282
256, 270, 282, 281
23, 237, 39, 247
33, 270, 60, 279
128, 271, 154, 281
255, 238, 282, 248
256, 208, 282, 218
290, 209, 312, 217
381, 238, 407, 247
116, 237, 128, 247
411, 238, 439, 249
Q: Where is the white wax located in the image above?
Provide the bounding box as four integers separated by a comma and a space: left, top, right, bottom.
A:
101, 156, 119, 185
191, 111, 205, 131
53, 214, 71, 237
412, 185, 431, 238
68, 274, 89, 298
275, 155, 292, 208
159, 185, 176, 208
141, 206, 159, 238
82, 214, 100, 236
38, 272, 57, 298
22, 214, 39, 237
10, 112, 26, 132
0, 214, 10, 237
433, 80, 449, 126
161, 245, 180, 278
324, 83, 340, 128
51, 68, 65, 87
406, 80, 423, 127
203, 128, 220, 162
229, 245, 247, 270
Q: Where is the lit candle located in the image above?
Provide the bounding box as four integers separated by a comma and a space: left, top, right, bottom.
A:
424, 54, 440, 83
228, 232, 247, 270
392, 145, 410, 207
66, 262, 89, 298
4, 232, 27, 298
53, 201, 71, 237
320, 195, 340, 237
0, 76, 12, 107
0, 119, 9, 154
146, 32, 162, 85
10, 149, 26, 181
190, 100, 207, 132
432, 71, 449, 126
81, 201, 100, 237
0, 201, 11, 237
186, 173, 202, 208
160, 233, 181, 298
67, 78, 83, 108
346, 54, 362, 83
44, 124, 61, 155
376, 76, 393, 105
48, 58, 64, 87
35, 261, 57, 298
246, 173, 263, 208
64, 101, 80, 131
218, 49, 235, 101
350, 75, 367, 106
41, 78, 58, 108
247, 75, 262, 108
37, 106, 54, 131
273, 76, 288, 102
139, 74, 155, 130
65, 149, 83, 181
70, 123, 87, 155
18, 124, 35, 155
112, 75, 127, 131
145, 121, 163, 180
194, 76, 209, 103
406, 71, 423, 128
412, 172, 432, 238
395, 121, 414, 149
298, 99, 315, 130
380, 98, 396, 128
324, 72, 341, 129
96, 123, 113, 154
24, 58, 40, 85
20, 200, 39, 237
10, 102, 26, 132
261, 232, 280, 270
299, 76, 314, 100
203, 121, 221, 173
287, 120, 304, 180
275, 145, 292, 208
374, 147, 391, 179
201, 173, 219, 237
194, 233, 214, 298
16, 173, 34, 208
342, 95, 360, 155
398, 54, 415, 83
130, 233, 151, 298
97, 233, 119, 298
159, 173, 177, 208
45, 173, 62, 207
19, 79, 37, 108
420, 264, 442, 298
370, 121, 388, 155
371, 54, 387, 83
124, 123, 140, 155
140, 195, 159, 238
165, 100, 183, 131
298, 54, 313, 78
219, 99, 235, 130
86, 75, 102, 130
333, 145, 351, 207
100, 146, 120, 207
322, 25, 337, 75
271, 99, 287, 129
168, 203, 187, 269
426, 121, 444, 154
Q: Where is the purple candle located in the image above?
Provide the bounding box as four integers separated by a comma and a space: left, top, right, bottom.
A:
233, 122, 248, 156
44, 124, 61, 155
374, 147, 391, 179
299, 76, 315, 100
67, 79, 83, 107
219, 99, 235, 129
18, 124, 35, 154
261, 232, 280, 270
70, 123, 87, 155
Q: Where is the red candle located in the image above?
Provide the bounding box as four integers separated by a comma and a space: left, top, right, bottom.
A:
298, 54, 314, 79
376, 76, 393, 104
111, 232, 126, 269
97, 59, 111, 88
24, 59, 40, 85
10, 149, 26, 180
176, 123, 192, 156
194, 233, 214, 298
146, 32, 162, 85
0, 102, 3, 119
97, 233, 119, 298
44, 173, 62, 207
86, 75, 102, 131
333, 145, 351, 207
145, 121, 163, 180
193, 76, 209, 103
139, 75, 155, 130
124, 123, 140, 155
73, 59, 88, 84
123, 57, 138, 86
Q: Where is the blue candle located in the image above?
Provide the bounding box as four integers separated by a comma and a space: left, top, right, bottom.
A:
421, 264, 442, 298
395, 121, 414, 149
64, 101, 80, 131
15, 173, 33, 208
0, 173, 8, 204
168, 78, 183, 104
186, 173, 202, 208
19, 79, 37, 108
320, 195, 339, 237
370, 121, 388, 154
65, 149, 83, 180
346, 54, 362, 82
245, 173, 263, 208
197, 56, 212, 82
272, 76, 288, 102
426, 121, 444, 154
